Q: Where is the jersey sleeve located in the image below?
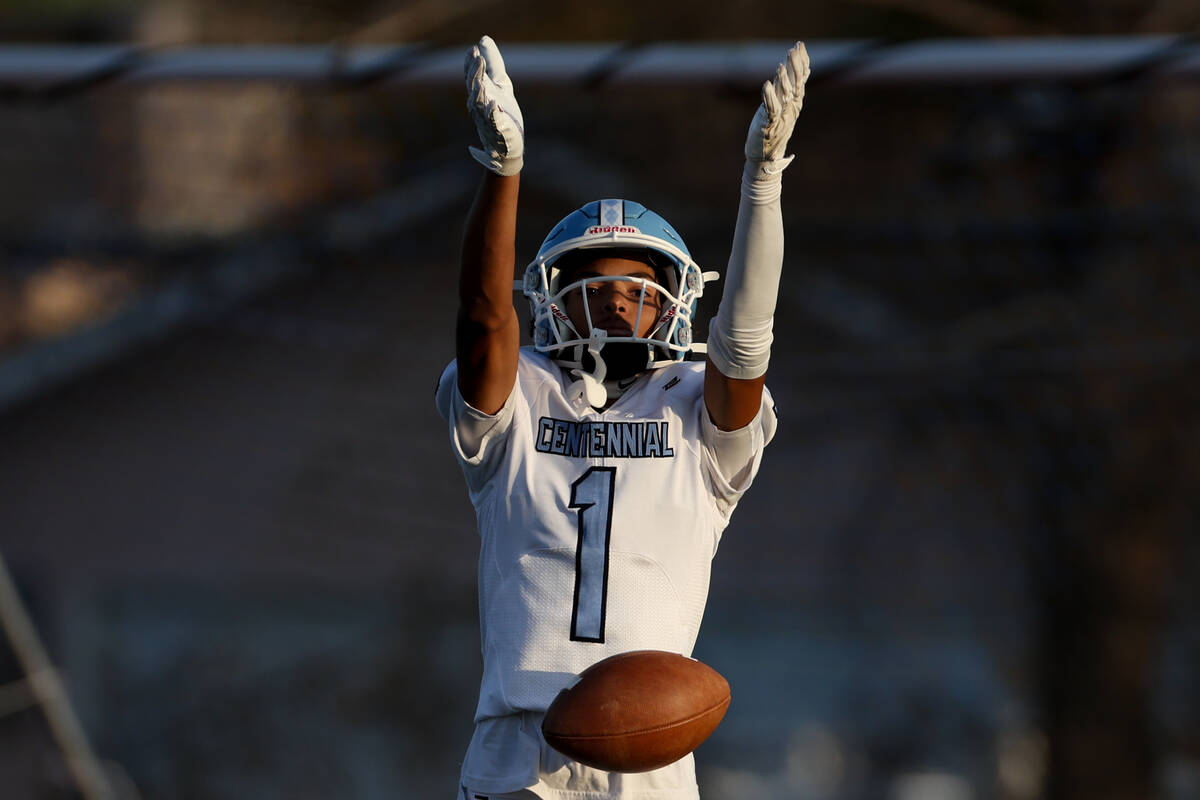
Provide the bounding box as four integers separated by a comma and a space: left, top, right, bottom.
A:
698, 385, 777, 519
435, 360, 517, 496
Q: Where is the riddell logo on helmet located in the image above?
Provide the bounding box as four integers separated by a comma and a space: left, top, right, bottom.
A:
586, 225, 639, 235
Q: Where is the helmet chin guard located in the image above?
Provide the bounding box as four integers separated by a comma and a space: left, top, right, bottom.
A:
566, 328, 611, 409
517, 199, 720, 403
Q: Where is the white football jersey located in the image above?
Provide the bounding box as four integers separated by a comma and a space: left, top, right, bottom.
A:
436, 347, 775, 796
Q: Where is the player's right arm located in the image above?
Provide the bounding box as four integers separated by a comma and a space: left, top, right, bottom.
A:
457, 36, 524, 414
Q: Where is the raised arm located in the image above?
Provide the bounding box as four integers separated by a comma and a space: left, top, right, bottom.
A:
457, 36, 524, 414
704, 42, 809, 430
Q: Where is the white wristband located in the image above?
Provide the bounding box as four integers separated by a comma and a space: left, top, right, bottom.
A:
469, 144, 523, 176
742, 157, 793, 204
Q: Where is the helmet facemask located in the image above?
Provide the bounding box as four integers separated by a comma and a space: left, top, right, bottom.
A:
531, 253, 701, 369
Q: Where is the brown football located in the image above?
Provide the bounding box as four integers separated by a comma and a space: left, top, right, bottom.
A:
541, 650, 731, 773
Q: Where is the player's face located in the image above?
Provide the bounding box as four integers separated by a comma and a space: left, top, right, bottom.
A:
563, 257, 663, 339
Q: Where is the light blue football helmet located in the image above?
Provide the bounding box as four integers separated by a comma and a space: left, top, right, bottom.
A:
519, 198, 719, 373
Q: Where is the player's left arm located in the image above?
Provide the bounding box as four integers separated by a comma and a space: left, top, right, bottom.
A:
704, 42, 809, 431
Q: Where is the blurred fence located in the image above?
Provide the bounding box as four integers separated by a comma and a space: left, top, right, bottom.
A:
0, 38, 1198, 800
1, 37, 1199, 89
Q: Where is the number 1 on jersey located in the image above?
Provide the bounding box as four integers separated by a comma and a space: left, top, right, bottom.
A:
568, 467, 616, 642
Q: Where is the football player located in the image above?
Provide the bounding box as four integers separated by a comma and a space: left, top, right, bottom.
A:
437, 35, 809, 800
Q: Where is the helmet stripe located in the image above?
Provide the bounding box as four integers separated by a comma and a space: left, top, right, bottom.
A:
599, 199, 624, 227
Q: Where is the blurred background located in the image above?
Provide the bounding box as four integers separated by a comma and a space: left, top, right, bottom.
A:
1, 1, 1198, 799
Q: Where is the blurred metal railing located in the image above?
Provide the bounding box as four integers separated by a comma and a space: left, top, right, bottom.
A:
0, 550, 116, 800
0, 37, 1198, 99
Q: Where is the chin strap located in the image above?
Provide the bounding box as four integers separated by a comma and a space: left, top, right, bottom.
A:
568, 328, 609, 409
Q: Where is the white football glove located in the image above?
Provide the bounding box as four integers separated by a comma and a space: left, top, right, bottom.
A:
744, 41, 809, 185
464, 35, 524, 176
